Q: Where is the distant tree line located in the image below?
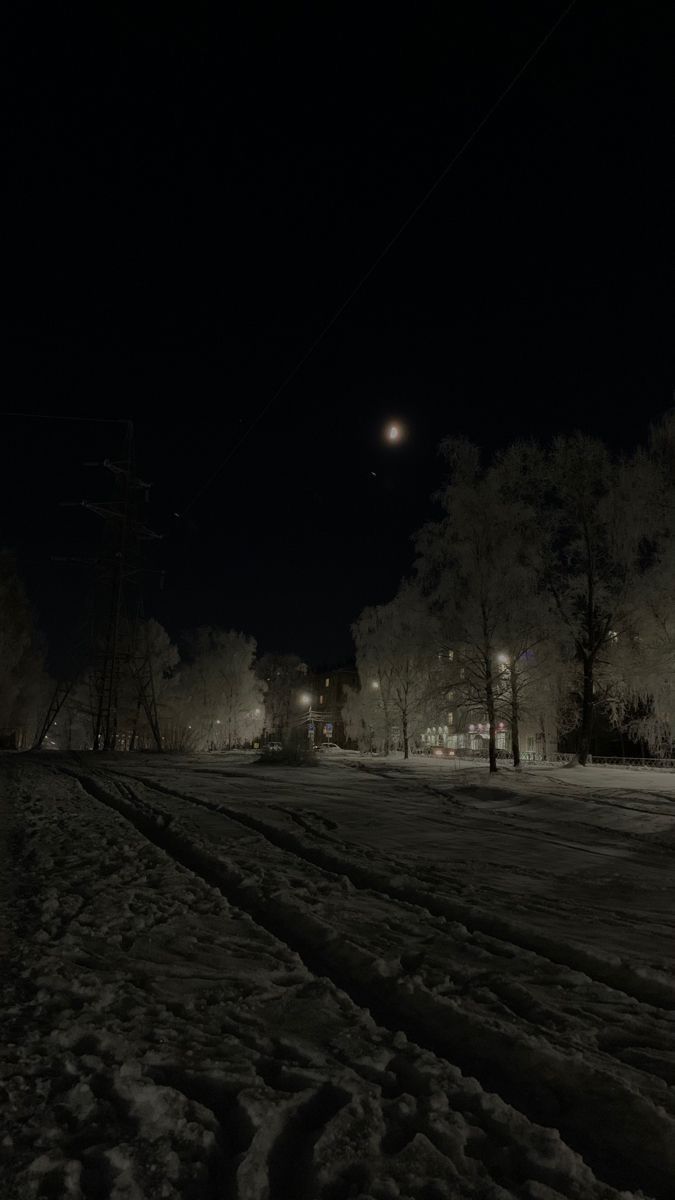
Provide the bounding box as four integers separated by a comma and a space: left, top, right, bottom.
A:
0, 558, 310, 752
54, 641, 311, 753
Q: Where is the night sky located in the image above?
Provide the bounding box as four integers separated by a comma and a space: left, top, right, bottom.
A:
3, 2, 674, 672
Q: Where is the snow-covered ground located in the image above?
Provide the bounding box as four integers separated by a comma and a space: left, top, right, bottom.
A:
3, 752, 675, 1199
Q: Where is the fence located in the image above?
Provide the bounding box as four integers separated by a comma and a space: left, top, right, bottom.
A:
552, 752, 675, 770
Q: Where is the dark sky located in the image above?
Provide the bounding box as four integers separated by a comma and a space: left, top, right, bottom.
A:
3, 2, 674, 671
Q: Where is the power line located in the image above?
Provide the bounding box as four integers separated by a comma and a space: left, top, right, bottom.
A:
180, 0, 578, 517
1, 412, 131, 426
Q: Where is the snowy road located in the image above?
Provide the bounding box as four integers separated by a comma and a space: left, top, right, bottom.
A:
3, 753, 675, 1199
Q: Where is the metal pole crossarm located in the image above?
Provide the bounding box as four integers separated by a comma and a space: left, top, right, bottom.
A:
81, 503, 127, 521
101, 459, 153, 489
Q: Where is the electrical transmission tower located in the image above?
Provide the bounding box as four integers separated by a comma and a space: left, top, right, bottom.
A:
34, 423, 163, 751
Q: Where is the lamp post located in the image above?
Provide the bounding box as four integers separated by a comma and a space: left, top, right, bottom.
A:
299, 692, 314, 746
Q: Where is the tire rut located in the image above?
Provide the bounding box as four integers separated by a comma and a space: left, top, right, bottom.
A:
116, 765, 675, 1012
62, 763, 675, 1200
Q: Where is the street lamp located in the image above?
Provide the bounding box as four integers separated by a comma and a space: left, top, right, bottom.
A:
299, 692, 311, 706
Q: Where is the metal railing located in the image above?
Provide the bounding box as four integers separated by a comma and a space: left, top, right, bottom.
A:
552, 752, 675, 770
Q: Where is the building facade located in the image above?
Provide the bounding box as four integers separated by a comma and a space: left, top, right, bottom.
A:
421, 708, 546, 760
307, 665, 359, 746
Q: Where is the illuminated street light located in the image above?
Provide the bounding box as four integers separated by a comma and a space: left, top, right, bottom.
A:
497, 652, 509, 665
371, 680, 380, 689
299, 692, 311, 706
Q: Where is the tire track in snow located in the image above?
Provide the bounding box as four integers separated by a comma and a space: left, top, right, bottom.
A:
108, 763, 675, 1104
351, 759, 675, 861
116, 765, 675, 1012
4, 757, 611, 1200
39, 762, 566, 1200
110, 766, 675, 1099
63, 764, 675, 1200
113, 767, 675, 1109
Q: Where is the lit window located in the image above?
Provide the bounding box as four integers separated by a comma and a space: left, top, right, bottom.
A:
319, 694, 324, 704
448, 650, 454, 661
447, 712, 453, 725
325, 677, 330, 687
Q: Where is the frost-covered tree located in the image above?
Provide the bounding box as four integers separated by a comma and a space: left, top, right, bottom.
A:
9, 640, 51, 747
174, 627, 264, 750
478, 453, 571, 766
503, 435, 648, 765
351, 607, 396, 753
608, 574, 675, 754
352, 584, 437, 759
416, 440, 532, 772
385, 584, 441, 759
0, 550, 35, 730
524, 636, 577, 761
0, 551, 51, 745
492, 638, 542, 769
342, 684, 377, 753
607, 410, 675, 753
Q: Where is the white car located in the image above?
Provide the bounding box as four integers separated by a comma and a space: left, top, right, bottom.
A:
264, 741, 283, 752
316, 742, 342, 752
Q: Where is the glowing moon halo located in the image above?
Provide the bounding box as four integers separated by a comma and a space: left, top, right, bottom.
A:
386, 422, 402, 443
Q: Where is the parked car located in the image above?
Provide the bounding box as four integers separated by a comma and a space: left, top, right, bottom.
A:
264, 741, 283, 753
316, 742, 342, 752
427, 746, 456, 758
